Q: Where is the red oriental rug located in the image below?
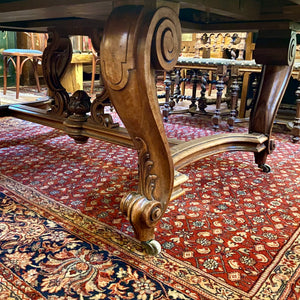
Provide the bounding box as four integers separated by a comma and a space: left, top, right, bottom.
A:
0, 114, 299, 299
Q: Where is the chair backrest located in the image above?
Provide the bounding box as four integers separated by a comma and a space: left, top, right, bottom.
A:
181, 32, 249, 60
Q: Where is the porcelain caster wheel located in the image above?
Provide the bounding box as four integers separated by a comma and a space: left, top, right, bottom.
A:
142, 240, 161, 256
258, 164, 271, 173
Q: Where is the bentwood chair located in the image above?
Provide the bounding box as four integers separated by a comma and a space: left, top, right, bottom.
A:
2, 33, 46, 99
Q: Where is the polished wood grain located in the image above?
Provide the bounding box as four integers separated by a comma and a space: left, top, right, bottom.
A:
101, 5, 181, 242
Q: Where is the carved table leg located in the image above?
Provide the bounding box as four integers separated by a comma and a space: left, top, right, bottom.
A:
100, 5, 181, 254
250, 29, 296, 172
42, 30, 73, 117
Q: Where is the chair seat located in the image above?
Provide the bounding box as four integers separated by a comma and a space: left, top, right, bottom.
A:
2, 49, 43, 56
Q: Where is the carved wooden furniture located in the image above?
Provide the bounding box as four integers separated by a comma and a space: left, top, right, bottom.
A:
0, 0, 299, 255
165, 58, 300, 131
162, 58, 259, 129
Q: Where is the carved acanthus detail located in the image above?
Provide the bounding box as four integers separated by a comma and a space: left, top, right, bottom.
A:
135, 137, 158, 202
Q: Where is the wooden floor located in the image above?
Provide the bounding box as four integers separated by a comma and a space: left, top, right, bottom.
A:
0, 86, 48, 107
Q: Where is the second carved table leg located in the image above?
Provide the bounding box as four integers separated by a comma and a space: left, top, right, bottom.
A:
100, 5, 181, 255
250, 29, 296, 172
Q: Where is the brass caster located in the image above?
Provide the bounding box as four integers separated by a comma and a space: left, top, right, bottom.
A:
142, 239, 161, 256
258, 164, 271, 173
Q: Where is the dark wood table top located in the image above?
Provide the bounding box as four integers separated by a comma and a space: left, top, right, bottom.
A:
0, 0, 299, 34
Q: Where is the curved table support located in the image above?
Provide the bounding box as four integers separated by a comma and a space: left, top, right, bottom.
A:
171, 133, 268, 171
42, 30, 73, 117
250, 29, 296, 171
100, 5, 181, 252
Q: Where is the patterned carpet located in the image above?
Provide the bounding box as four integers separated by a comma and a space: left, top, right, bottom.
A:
0, 113, 299, 299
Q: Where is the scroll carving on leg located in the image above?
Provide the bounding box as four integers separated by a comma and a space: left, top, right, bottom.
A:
88, 87, 119, 128
250, 29, 296, 172
42, 30, 72, 117
100, 5, 181, 254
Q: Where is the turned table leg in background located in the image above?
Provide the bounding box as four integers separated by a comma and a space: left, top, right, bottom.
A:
212, 65, 226, 130
291, 84, 300, 143
100, 5, 181, 254
249, 29, 296, 172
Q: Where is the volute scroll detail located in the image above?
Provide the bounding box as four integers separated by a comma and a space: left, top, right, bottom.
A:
150, 7, 182, 72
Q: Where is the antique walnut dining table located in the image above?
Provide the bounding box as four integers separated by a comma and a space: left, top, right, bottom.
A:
1, 0, 299, 254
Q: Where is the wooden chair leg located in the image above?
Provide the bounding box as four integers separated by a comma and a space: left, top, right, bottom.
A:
32, 58, 41, 93
3, 56, 8, 95
16, 55, 21, 99
208, 70, 213, 96
91, 55, 96, 94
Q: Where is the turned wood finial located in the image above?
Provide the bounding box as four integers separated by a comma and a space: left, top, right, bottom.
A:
64, 90, 91, 144
68, 90, 91, 121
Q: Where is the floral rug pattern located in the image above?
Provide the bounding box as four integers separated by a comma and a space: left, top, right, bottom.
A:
0, 185, 197, 299
0, 115, 300, 299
